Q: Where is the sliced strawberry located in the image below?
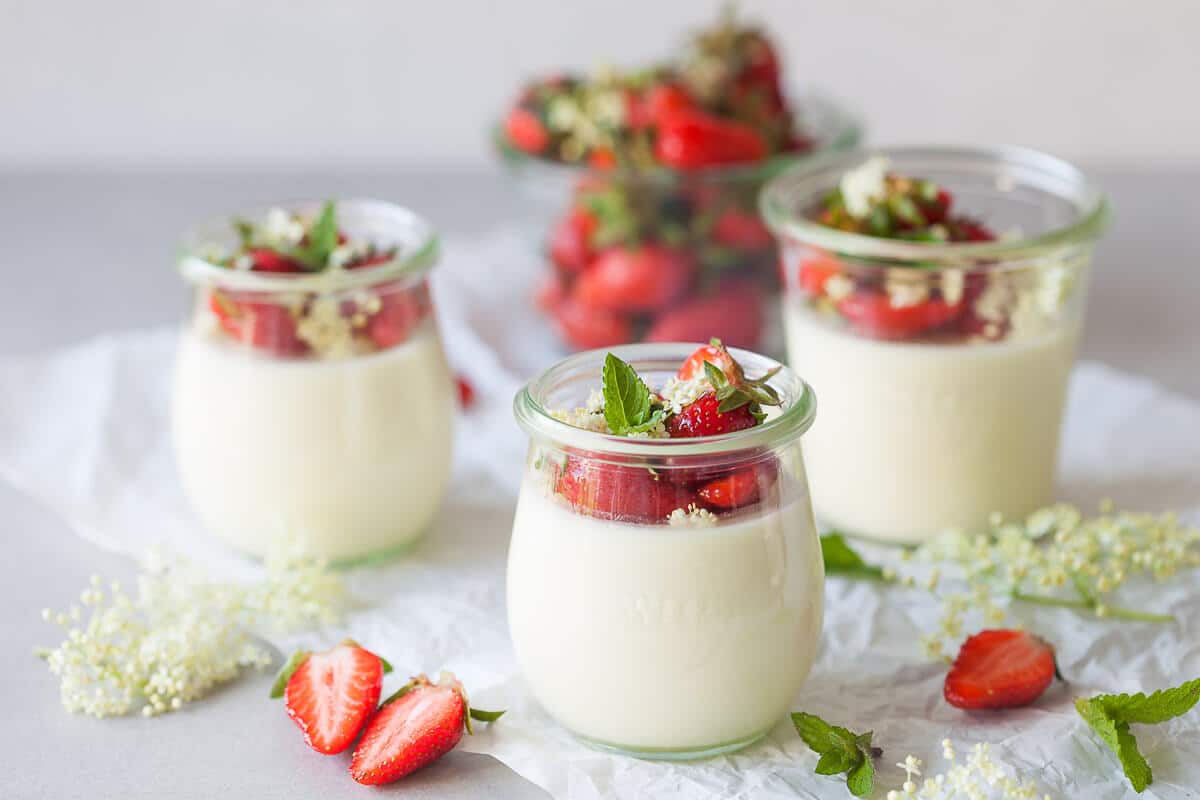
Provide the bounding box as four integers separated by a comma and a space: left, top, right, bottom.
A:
210, 293, 308, 357
643, 83, 696, 125
697, 468, 762, 510
557, 457, 697, 524
944, 629, 1057, 710
552, 298, 633, 350
504, 107, 549, 154
350, 672, 503, 786
456, 375, 476, 409
712, 209, 775, 250
644, 280, 764, 349
677, 339, 739, 382
836, 291, 963, 340
367, 289, 421, 349
654, 111, 768, 170
248, 248, 306, 273
666, 393, 757, 438
548, 208, 598, 273
573, 245, 693, 313
282, 642, 386, 755
798, 257, 842, 297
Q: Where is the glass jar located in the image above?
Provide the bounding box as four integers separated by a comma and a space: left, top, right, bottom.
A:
171, 200, 454, 565
761, 146, 1110, 542
496, 91, 860, 357
508, 343, 822, 759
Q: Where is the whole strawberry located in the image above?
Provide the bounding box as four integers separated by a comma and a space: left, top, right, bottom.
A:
666, 339, 782, 438
350, 672, 503, 785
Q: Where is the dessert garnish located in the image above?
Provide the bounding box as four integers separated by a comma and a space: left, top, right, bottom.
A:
943, 630, 1057, 711
350, 672, 504, 786
792, 711, 880, 797
196, 202, 425, 358
272, 641, 392, 754
820, 532, 886, 580
35, 545, 343, 718
502, 11, 804, 171
1075, 677, 1200, 793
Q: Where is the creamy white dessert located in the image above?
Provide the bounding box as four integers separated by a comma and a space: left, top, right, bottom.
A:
506, 476, 823, 753
785, 300, 1078, 542
172, 318, 454, 562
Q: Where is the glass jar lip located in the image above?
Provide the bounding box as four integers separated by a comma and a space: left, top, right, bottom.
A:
493, 88, 862, 186
177, 199, 439, 293
513, 343, 817, 458
760, 145, 1111, 269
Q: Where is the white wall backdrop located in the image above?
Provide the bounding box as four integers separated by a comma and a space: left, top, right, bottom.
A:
2, 0, 1196, 168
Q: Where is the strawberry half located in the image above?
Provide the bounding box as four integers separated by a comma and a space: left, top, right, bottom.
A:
667, 393, 757, 438
350, 672, 503, 786
654, 111, 767, 170
276, 641, 389, 755
944, 629, 1057, 710
676, 338, 740, 383
556, 457, 697, 524
697, 467, 764, 510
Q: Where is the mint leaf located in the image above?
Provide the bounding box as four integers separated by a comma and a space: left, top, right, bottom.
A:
821, 533, 885, 580
1075, 678, 1200, 793
291, 201, 339, 270
792, 712, 876, 797
602, 353, 655, 436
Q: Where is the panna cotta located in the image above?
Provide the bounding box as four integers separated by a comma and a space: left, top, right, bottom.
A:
171, 201, 453, 563
508, 340, 822, 757
762, 148, 1109, 542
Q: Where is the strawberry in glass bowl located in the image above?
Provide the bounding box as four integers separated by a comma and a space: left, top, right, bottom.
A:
761, 147, 1110, 543
496, 10, 860, 355
172, 200, 455, 564
508, 338, 822, 758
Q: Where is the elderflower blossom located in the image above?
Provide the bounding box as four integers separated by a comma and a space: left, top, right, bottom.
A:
37, 545, 343, 718
909, 502, 1198, 656
889, 741, 1051, 800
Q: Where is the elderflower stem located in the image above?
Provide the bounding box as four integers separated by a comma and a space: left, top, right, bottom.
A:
1011, 590, 1174, 623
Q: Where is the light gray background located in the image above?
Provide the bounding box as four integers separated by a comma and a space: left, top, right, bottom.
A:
3, 1, 1199, 797
2, 0, 1198, 167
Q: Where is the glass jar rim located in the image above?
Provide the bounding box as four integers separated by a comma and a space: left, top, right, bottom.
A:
493, 88, 862, 186
177, 199, 439, 293
513, 343, 817, 458
760, 145, 1111, 268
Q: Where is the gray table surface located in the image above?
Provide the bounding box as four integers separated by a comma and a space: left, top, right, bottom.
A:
1, 166, 1197, 799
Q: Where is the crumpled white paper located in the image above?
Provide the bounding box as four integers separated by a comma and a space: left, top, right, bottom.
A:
1, 230, 1198, 800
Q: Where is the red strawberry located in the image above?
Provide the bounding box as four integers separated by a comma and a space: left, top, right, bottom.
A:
553, 298, 633, 350
534, 274, 567, 312
666, 393, 757, 438
280, 641, 386, 755
961, 221, 996, 242
504, 107, 549, 154
944, 630, 1057, 710
654, 111, 768, 170
548, 208, 598, 273
557, 457, 697, 524
921, 189, 953, 224
588, 147, 618, 170
798, 257, 842, 297
573, 245, 693, 312
209, 292, 308, 357
836, 291, 963, 340
645, 280, 764, 349
350, 673, 503, 786
697, 468, 762, 510
677, 339, 739, 382
367, 289, 422, 349
456, 375, 476, 409
248, 248, 305, 273
712, 209, 775, 250
642, 83, 696, 125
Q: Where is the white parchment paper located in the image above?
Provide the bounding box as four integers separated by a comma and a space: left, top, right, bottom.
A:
1, 231, 1198, 799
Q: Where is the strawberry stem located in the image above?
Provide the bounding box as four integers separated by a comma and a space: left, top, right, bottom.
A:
1011, 590, 1174, 623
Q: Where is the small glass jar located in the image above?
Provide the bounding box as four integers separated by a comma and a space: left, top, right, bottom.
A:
508, 344, 822, 759
761, 146, 1110, 542
171, 200, 454, 565
496, 91, 860, 357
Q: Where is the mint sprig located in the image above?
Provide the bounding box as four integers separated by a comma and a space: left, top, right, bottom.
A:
1075, 678, 1200, 793
290, 201, 339, 271
601, 353, 664, 436
792, 712, 878, 797
821, 533, 886, 580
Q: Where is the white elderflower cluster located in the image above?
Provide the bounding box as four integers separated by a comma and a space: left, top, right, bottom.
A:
887, 742, 1050, 800
667, 504, 718, 528
37, 545, 343, 718
906, 502, 1198, 657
